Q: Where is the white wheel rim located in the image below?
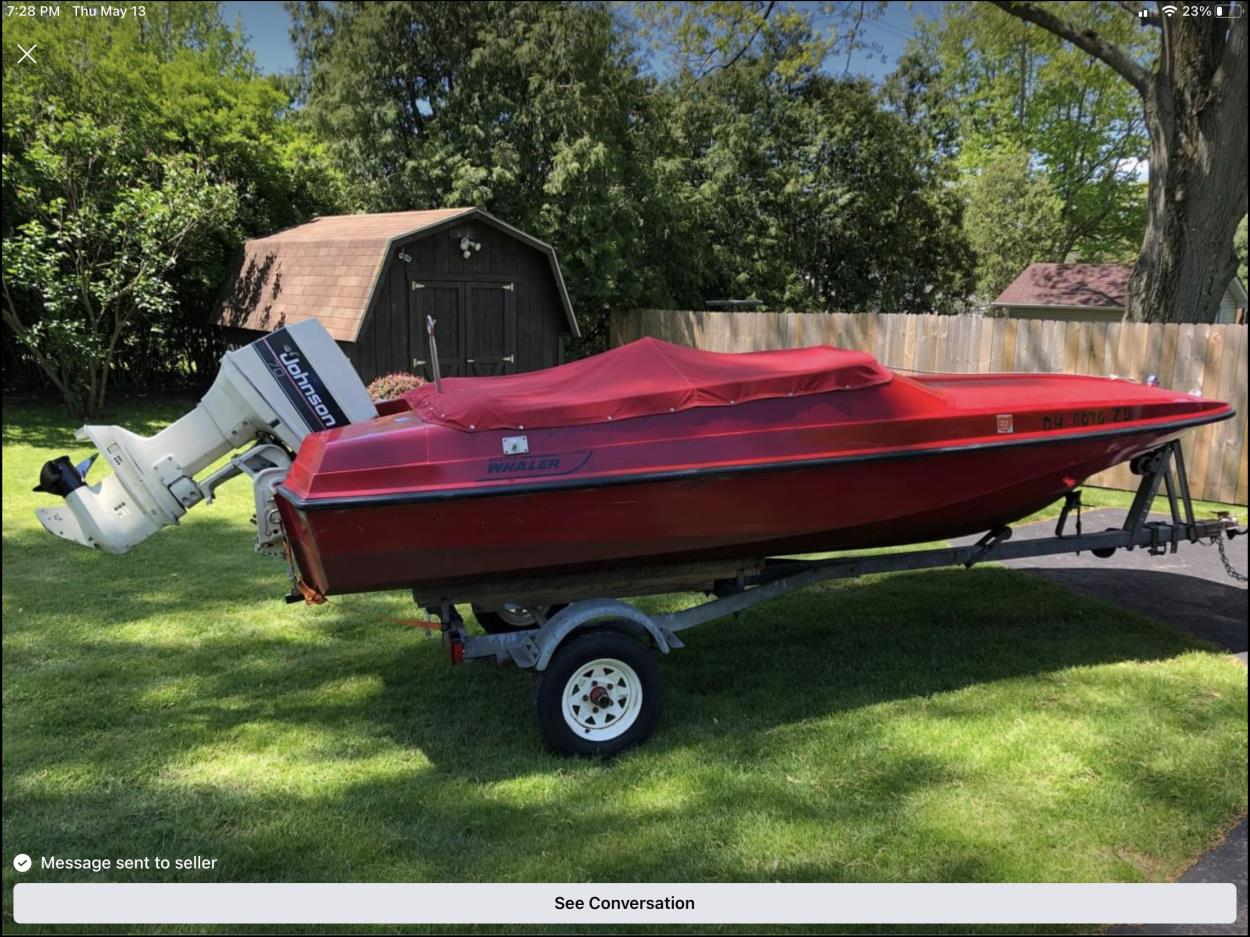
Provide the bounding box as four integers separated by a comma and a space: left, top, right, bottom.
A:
560, 657, 643, 742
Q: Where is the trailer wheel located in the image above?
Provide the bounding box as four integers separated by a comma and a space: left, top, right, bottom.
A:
1091, 527, 1119, 559
474, 603, 567, 633
532, 629, 663, 757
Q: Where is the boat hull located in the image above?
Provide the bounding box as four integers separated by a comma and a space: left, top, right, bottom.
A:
277, 400, 1225, 597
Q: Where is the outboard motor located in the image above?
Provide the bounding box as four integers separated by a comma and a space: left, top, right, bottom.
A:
33, 321, 375, 555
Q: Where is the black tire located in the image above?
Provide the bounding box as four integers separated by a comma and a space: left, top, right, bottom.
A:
474, 603, 567, 634
1130, 452, 1159, 476
532, 629, 663, 758
1091, 526, 1120, 559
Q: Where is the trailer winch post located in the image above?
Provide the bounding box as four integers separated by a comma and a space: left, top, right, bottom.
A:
1124, 446, 1169, 542
1129, 440, 1199, 549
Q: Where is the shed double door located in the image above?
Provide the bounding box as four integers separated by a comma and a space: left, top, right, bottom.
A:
409, 279, 517, 378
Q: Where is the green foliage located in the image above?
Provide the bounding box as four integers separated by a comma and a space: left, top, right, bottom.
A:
775, 75, 974, 313
2, 2, 347, 414
3, 106, 237, 417
650, 65, 973, 314
635, 0, 833, 80
962, 150, 1066, 302
366, 371, 426, 401
895, 2, 1149, 275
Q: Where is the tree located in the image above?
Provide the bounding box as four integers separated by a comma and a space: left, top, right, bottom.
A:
3, 111, 236, 416
2, 2, 347, 406
646, 31, 973, 314
962, 151, 1065, 302
636, 0, 832, 80
881, 49, 962, 171
774, 75, 974, 313
989, 2, 1247, 323
895, 3, 1149, 266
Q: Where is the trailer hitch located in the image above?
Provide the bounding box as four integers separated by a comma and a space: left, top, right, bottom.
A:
1213, 512, 1245, 539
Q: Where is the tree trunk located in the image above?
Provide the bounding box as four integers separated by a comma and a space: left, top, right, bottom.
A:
1126, 60, 1247, 322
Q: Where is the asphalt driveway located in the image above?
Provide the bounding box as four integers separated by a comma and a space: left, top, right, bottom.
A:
991, 508, 1248, 663
960, 507, 1248, 935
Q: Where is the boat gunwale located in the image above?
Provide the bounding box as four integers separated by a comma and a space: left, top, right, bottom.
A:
278, 407, 1235, 511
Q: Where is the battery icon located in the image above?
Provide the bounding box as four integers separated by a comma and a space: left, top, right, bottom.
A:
1216, 2, 1244, 16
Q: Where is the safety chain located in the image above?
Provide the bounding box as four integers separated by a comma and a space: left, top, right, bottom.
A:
1211, 533, 1248, 583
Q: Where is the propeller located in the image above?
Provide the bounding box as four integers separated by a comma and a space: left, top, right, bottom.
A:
33, 455, 87, 496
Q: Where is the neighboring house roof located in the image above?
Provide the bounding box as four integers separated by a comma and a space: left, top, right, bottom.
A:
992, 263, 1131, 310
992, 263, 1248, 319
211, 208, 580, 341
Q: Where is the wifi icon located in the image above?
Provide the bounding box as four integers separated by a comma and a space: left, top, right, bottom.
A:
1161, 4, 1179, 14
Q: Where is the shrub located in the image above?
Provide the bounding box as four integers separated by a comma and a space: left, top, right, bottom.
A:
367, 371, 426, 401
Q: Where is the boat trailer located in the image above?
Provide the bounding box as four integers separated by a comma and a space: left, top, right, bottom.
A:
422, 440, 1244, 757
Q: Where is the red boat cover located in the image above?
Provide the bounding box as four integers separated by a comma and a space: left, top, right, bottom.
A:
403, 337, 892, 431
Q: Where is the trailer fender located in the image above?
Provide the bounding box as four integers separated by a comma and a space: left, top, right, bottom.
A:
532, 599, 678, 671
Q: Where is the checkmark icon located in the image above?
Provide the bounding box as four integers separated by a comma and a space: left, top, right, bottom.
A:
13, 853, 31, 873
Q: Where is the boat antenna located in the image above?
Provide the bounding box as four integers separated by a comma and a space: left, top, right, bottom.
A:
426, 315, 443, 393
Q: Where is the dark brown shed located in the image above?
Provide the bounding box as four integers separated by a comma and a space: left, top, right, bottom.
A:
211, 208, 579, 382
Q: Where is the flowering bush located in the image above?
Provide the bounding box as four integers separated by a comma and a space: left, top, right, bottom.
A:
366, 371, 425, 401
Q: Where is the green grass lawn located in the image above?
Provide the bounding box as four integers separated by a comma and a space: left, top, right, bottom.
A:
2, 395, 1247, 935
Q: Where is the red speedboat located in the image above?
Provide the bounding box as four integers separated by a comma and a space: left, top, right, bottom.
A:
275, 337, 1233, 598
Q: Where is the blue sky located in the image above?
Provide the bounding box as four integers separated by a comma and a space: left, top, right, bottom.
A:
221, 1, 299, 74
220, 1, 944, 82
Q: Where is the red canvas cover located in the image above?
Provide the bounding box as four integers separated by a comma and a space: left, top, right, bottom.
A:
403, 337, 892, 432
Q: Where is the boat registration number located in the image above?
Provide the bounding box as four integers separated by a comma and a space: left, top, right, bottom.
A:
1041, 407, 1132, 430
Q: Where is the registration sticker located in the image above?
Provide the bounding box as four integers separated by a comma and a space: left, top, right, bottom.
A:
996, 414, 1014, 434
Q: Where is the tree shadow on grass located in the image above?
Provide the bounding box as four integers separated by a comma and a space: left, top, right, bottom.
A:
2, 517, 290, 628
2, 396, 198, 451
4, 561, 1236, 749
7, 553, 1212, 771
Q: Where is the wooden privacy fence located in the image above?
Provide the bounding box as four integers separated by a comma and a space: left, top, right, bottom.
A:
611, 309, 1248, 505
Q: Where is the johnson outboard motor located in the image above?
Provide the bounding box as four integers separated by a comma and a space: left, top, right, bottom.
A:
33, 321, 375, 555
